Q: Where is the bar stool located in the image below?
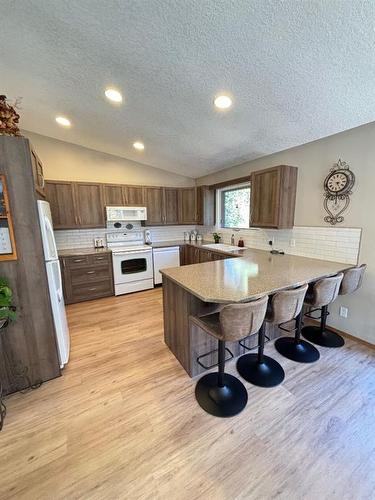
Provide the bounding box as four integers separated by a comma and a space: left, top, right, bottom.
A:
275, 284, 320, 363
302, 273, 344, 347
237, 284, 308, 387
190, 295, 268, 418
322, 264, 366, 338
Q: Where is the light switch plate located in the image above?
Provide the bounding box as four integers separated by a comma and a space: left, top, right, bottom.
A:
339, 306, 348, 318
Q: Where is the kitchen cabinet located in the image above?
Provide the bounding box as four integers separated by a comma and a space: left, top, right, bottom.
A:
103, 184, 125, 206
178, 187, 196, 224
45, 181, 78, 229
250, 165, 297, 229
164, 188, 179, 224
30, 148, 45, 198
60, 251, 114, 304
74, 183, 105, 228
182, 245, 234, 265
145, 186, 180, 225
196, 186, 215, 226
45, 181, 105, 229
123, 185, 144, 205
145, 187, 164, 225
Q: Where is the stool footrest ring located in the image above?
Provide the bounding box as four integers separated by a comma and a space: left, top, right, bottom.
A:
196, 347, 234, 370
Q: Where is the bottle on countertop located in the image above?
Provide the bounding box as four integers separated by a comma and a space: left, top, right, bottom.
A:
231, 233, 235, 245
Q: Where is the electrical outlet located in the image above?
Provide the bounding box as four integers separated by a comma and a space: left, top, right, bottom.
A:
339, 306, 348, 318
290, 239, 296, 247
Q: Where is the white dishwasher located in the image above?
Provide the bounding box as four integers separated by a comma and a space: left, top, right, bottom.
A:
153, 246, 180, 285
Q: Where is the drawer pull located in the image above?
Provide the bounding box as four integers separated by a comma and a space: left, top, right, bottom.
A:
73, 258, 84, 263
87, 270, 95, 274
88, 287, 97, 291
96, 257, 105, 260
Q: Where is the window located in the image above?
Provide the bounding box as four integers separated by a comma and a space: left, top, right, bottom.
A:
218, 182, 251, 228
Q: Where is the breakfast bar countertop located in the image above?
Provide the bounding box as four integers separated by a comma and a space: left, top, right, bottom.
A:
161, 248, 352, 303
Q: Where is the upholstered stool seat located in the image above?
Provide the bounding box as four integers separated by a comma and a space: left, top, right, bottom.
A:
302, 273, 344, 347
190, 296, 268, 417
237, 285, 309, 386
274, 283, 320, 363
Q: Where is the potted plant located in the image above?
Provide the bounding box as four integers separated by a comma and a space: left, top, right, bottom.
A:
212, 232, 221, 244
0, 278, 16, 330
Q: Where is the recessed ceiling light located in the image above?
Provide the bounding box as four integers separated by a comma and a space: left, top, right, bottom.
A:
133, 141, 145, 151
55, 116, 71, 127
105, 88, 123, 103
214, 94, 233, 110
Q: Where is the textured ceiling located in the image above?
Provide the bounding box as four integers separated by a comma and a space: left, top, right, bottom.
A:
1, 0, 375, 178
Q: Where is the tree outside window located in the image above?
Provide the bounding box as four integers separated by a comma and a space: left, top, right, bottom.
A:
220, 184, 250, 228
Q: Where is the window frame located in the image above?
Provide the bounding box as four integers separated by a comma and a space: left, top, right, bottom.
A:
217, 181, 251, 229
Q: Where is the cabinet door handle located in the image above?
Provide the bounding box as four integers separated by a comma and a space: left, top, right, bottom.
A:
87, 270, 95, 274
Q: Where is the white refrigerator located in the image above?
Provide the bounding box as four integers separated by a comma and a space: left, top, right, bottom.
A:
37, 200, 70, 368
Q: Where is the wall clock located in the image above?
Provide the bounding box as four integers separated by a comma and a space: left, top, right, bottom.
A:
323, 159, 355, 225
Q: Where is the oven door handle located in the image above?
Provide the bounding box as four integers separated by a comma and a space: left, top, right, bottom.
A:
114, 250, 152, 255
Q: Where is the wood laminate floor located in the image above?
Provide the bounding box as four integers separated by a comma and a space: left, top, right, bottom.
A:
1, 288, 375, 500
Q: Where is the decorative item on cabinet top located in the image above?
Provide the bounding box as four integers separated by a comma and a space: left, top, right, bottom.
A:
0, 175, 17, 261
0, 95, 22, 137
323, 159, 355, 225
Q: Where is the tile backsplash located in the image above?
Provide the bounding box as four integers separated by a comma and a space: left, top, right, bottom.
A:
200, 226, 362, 265
55, 224, 361, 265
54, 225, 196, 249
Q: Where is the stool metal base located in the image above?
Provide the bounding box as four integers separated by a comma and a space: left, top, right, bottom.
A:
195, 373, 248, 417
275, 337, 320, 363
302, 325, 345, 348
237, 354, 285, 388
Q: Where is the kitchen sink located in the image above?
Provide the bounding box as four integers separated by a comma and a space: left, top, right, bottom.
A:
201, 243, 244, 252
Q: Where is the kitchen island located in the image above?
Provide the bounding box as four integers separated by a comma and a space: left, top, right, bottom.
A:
161, 248, 352, 377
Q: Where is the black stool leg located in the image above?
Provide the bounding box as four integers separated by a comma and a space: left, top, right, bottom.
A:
275, 313, 320, 363
302, 306, 345, 348
237, 325, 285, 388
195, 340, 248, 417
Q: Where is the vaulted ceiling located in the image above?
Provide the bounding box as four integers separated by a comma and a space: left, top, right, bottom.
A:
1, 0, 374, 177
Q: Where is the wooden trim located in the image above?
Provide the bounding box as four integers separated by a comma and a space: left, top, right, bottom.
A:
0, 174, 17, 261
308, 319, 375, 350
209, 176, 251, 190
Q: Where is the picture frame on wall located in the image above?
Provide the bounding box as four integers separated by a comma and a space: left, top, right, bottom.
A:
0, 175, 17, 261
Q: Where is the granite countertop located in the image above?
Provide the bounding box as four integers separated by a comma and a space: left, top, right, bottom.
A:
58, 247, 112, 257
150, 240, 246, 257
161, 247, 351, 303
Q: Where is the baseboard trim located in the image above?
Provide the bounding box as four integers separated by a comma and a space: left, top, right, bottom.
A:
307, 319, 375, 350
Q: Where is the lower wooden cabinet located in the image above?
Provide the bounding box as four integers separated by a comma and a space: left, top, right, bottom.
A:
60, 252, 114, 304
182, 245, 234, 265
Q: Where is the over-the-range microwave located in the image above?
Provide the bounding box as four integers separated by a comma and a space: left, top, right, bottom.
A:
106, 206, 147, 222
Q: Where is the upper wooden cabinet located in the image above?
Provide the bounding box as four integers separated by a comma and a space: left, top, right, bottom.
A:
103, 184, 124, 206
45, 181, 78, 229
46, 179, 199, 229
145, 186, 189, 226
30, 148, 45, 198
250, 165, 297, 229
45, 181, 105, 229
123, 185, 144, 205
164, 188, 179, 225
145, 187, 164, 225
178, 188, 196, 224
196, 186, 215, 226
74, 183, 105, 228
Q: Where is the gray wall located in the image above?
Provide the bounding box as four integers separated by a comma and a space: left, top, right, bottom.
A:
198, 122, 375, 344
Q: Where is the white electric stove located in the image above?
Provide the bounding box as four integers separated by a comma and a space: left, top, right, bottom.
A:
106, 223, 154, 295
